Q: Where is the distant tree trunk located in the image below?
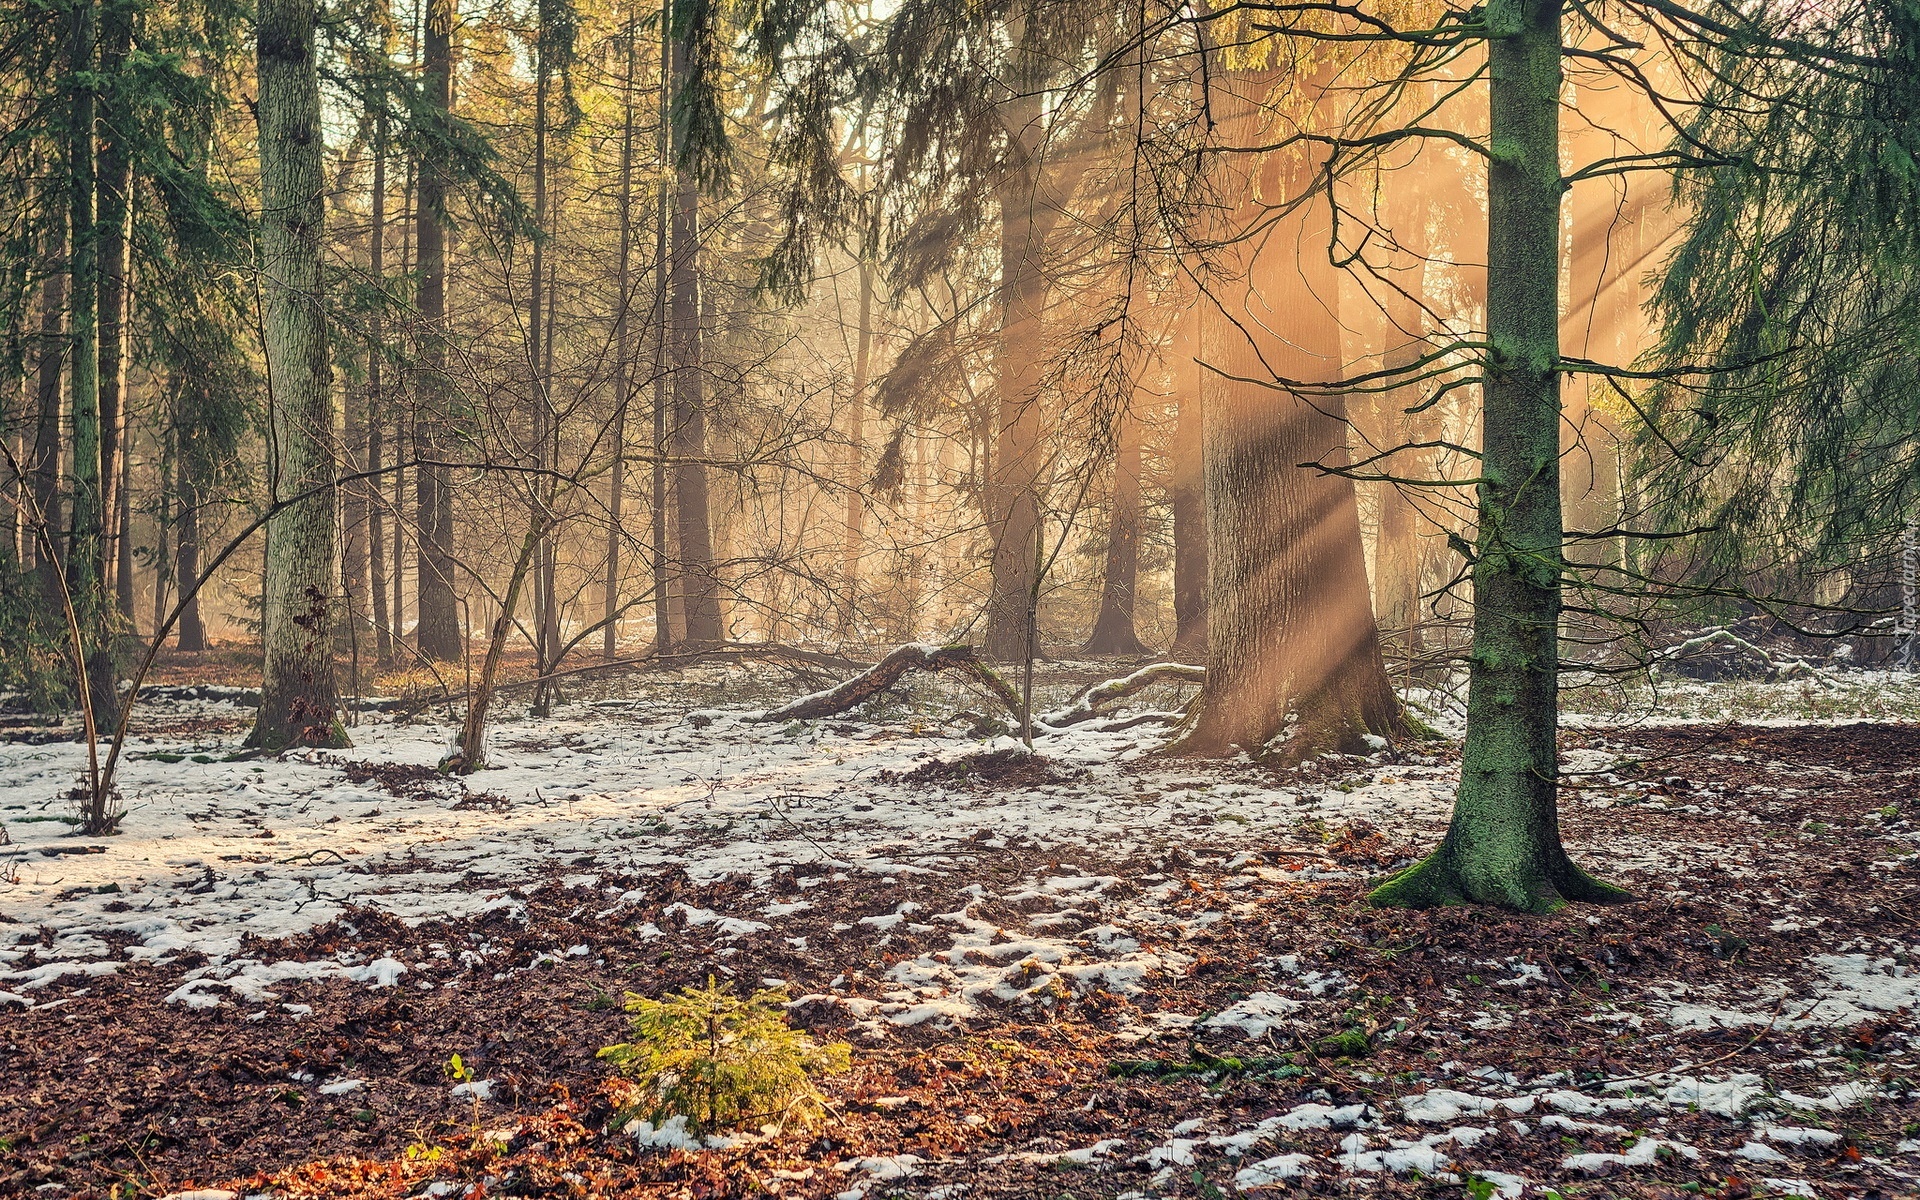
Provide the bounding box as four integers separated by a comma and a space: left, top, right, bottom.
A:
650, 0, 673, 655
114, 419, 134, 631
1371, 0, 1626, 912
29, 230, 66, 589
151, 440, 172, 635
67, 0, 117, 730
1083, 402, 1148, 656
367, 108, 392, 664
249, 0, 346, 751
173, 373, 207, 652
413, 0, 461, 662
841, 257, 874, 633
1372, 286, 1428, 665
980, 70, 1047, 663
98, 0, 133, 623
668, 30, 722, 648
1175, 106, 1399, 759
602, 14, 638, 661
528, 23, 559, 713
1168, 303, 1208, 659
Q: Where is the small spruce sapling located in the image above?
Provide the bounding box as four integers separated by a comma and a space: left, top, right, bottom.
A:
598, 977, 849, 1133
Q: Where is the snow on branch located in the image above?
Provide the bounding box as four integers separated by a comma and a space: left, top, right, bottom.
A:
756, 643, 1022, 723
1039, 662, 1206, 728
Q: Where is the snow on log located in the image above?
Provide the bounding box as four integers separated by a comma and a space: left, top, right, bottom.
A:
757, 643, 1022, 723
1039, 662, 1206, 728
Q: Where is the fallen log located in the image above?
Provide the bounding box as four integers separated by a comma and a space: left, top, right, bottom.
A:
757, 643, 1022, 723
1039, 662, 1206, 728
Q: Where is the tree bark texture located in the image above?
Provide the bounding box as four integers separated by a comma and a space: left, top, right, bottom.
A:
1176, 92, 1399, 759
1371, 0, 1626, 912
248, 0, 346, 750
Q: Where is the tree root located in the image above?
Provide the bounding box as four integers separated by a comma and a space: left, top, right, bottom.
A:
1368, 837, 1633, 914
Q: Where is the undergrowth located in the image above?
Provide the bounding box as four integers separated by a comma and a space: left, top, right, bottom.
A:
598, 977, 848, 1133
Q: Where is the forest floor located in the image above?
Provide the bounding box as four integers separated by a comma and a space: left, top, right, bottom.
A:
1, 652, 1917, 1200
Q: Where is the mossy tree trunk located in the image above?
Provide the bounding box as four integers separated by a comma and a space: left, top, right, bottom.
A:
1371, 0, 1626, 912
249, 0, 346, 751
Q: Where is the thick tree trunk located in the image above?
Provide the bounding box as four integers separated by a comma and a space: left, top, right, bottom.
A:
1175, 98, 1399, 760
1371, 0, 1626, 912
248, 0, 346, 751
668, 31, 722, 649
1169, 301, 1208, 659
413, 0, 461, 662
1083, 402, 1149, 656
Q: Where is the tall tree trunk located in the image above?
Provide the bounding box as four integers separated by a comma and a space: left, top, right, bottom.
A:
602, 12, 638, 660
667, 31, 722, 648
650, 0, 672, 654
528, 24, 558, 711
413, 0, 461, 662
98, 0, 132, 622
1168, 300, 1207, 658
1371, 0, 1625, 911
29, 230, 66, 588
1083, 401, 1148, 656
1175, 95, 1399, 759
173, 372, 207, 652
248, 0, 346, 750
151, 436, 171, 635
840, 257, 873, 634
980, 67, 1047, 663
1372, 284, 1428, 665
368, 108, 392, 663
67, 0, 117, 730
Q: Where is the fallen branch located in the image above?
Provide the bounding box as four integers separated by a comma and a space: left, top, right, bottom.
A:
1040, 662, 1206, 728
757, 643, 1021, 723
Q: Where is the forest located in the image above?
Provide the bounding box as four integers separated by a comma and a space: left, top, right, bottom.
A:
2, 0, 1918, 1196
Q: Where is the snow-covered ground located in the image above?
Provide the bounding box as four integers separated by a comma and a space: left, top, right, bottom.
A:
3, 663, 1917, 1197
